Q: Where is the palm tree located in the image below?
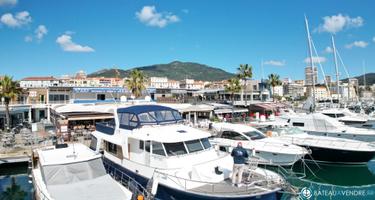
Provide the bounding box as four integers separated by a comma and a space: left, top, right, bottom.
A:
125, 69, 146, 98
267, 73, 282, 102
0, 177, 26, 200
224, 78, 242, 104
0, 76, 21, 131
237, 64, 253, 106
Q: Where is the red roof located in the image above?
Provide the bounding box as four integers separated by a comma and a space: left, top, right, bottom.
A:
22, 76, 56, 81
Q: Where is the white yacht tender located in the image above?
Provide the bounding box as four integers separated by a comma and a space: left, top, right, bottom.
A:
92, 104, 284, 200
210, 122, 309, 166
31, 143, 133, 200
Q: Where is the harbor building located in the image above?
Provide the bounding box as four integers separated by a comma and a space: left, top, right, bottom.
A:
305, 66, 318, 86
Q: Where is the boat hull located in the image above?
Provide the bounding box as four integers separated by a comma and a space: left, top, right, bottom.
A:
301, 145, 375, 164
103, 157, 282, 200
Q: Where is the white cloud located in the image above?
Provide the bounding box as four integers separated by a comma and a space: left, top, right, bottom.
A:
35, 25, 48, 40
24, 35, 32, 42
324, 46, 333, 53
345, 41, 368, 49
373, 36, 375, 43
316, 14, 364, 33
0, 0, 17, 6
263, 60, 286, 66
304, 56, 326, 64
0, 11, 32, 28
56, 33, 94, 52
136, 6, 180, 28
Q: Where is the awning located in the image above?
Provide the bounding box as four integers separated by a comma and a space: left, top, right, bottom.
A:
214, 108, 248, 114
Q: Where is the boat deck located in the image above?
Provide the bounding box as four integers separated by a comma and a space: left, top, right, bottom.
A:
187, 172, 281, 197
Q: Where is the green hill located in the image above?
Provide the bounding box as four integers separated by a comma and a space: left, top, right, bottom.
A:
341, 73, 375, 86
88, 61, 235, 81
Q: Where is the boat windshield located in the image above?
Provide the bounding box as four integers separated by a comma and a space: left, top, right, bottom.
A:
243, 130, 266, 140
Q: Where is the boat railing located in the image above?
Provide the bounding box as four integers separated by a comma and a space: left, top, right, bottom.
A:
291, 135, 369, 150
103, 158, 153, 200
152, 167, 283, 195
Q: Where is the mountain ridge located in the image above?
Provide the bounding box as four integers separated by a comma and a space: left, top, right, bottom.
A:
88, 61, 235, 81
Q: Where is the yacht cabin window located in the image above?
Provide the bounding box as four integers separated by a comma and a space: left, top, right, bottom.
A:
221, 131, 248, 140
164, 142, 187, 156
243, 131, 266, 140
89, 135, 97, 151
323, 113, 345, 118
200, 138, 212, 149
185, 139, 204, 153
139, 140, 144, 150
292, 122, 304, 127
145, 141, 151, 152
152, 141, 166, 156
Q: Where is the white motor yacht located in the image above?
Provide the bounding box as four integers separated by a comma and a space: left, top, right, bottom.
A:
31, 143, 134, 200
209, 122, 309, 166
91, 104, 285, 200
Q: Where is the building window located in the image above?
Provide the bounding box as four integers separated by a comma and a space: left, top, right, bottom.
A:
97, 94, 106, 101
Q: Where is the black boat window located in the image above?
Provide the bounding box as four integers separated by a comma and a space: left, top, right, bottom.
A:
185, 139, 204, 153
145, 141, 150, 152
152, 142, 166, 156
200, 138, 212, 149
164, 142, 187, 156
89, 135, 97, 151
323, 113, 345, 118
292, 122, 304, 127
221, 131, 248, 140
107, 142, 117, 154
139, 140, 144, 150
243, 131, 266, 140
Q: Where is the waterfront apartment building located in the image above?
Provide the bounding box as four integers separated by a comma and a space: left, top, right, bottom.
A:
180, 79, 205, 90
284, 83, 305, 99
20, 76, 60, 88
305, 66, 318, 86
149, 77, 180, 89
306, 85, 329, 100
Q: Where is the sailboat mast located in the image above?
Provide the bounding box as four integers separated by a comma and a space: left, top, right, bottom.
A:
304, 16, 316, 110
331, 35, 340, 101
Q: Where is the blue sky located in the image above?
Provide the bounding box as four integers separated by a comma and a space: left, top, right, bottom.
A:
0, 0, 374, 81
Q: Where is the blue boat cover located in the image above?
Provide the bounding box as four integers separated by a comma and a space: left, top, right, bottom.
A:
117, 105, 177, 114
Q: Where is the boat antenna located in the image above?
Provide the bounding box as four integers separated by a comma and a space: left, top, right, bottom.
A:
331, 35, 340, 104
304, 15, 316, 112
363, 60, 366, 89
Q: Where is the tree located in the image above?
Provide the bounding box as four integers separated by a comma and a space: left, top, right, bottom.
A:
237, 64, 253, 106
267, 73, 282, 102
0, 177, 26, 200
0, 76, 21, 131
125, 69, 146, 98
225, 78, 242, 104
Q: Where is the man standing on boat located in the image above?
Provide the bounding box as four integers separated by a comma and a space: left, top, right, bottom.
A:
231, 142, 249, 187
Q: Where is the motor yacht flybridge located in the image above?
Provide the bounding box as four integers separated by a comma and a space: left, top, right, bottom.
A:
92, 105, 285, 200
